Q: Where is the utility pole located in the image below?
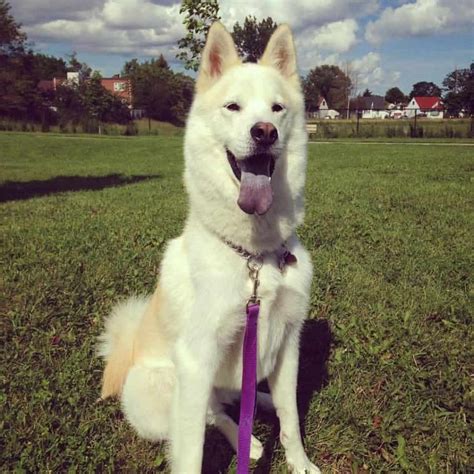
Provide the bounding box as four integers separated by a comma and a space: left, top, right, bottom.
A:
345, 61, 359, 120
345, 61, 351, 119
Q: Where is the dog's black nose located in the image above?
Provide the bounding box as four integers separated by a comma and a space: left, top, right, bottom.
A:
251, 122, 278, 146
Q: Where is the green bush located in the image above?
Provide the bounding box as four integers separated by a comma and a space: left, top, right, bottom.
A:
123, 122, 138, 136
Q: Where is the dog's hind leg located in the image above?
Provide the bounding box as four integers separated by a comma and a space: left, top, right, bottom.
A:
120, 287, 176, 441
208, 392, 263, 460
121, 360, 175, 441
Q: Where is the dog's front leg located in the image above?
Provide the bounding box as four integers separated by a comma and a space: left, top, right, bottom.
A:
268, 322, 321, 474
170, 333, 219, 474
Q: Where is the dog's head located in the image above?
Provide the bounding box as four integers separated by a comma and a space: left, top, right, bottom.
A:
184, 22, 307, 247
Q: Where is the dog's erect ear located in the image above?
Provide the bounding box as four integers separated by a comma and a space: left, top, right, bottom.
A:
260, 24, 299, 86
196, 22, 240, 93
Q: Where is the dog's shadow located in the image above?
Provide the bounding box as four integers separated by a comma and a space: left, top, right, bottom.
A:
202, 318, 332, 473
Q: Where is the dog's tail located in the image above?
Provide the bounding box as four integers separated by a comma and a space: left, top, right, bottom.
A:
97, 296, 150, 399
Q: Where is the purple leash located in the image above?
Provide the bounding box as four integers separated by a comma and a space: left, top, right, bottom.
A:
228, 244, 296, 474
237, 302, 260, 474
237, 255, 262, 474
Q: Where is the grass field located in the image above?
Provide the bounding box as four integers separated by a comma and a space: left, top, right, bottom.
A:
1, 133, 473, 472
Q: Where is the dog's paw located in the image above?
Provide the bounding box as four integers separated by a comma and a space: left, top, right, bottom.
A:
287, 454, 321, 474
250, 435, 264, 460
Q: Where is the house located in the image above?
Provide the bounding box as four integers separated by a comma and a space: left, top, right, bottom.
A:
100, 75, 132, 104
314, 97, 329, 118
406, 96, 444, 119
37, 72, 132, 105
307, 97, 331, 119
37, 72, 78, 92
360, 95, 389, 119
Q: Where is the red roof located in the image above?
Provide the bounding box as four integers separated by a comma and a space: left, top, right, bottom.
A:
414, 96, 443, 110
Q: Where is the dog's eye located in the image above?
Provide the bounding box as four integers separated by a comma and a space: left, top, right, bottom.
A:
272, 103, 285, 113
225, 103, 241, 112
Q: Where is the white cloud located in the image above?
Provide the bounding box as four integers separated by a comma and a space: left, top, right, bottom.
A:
102, 0, 180, 30
13, 0, 377, 59
349, 52, 401, 93
10, 0, 104, 25
15, 0, 185, 58
366, 0, 474, 44
299, 51, 402, 94
220, 0, 378, 32
304, 19, 359, 53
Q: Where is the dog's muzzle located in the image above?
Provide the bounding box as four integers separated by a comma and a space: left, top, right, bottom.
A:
227, 150, 275, 215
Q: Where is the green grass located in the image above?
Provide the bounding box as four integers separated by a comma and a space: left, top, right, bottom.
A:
1, 133, 473, 472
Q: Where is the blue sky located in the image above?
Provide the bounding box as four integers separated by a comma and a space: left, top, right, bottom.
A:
10, 0, 474, 97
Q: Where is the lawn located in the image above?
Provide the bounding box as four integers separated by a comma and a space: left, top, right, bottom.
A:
1, 133, 472, 472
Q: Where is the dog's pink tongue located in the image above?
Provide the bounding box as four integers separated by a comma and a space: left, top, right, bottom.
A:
238, 171, 273, 215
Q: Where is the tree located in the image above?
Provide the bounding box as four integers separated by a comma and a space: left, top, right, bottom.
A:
442, 64, 474, 115
385, 87, 405, 105
0, 0, 26, 55
54, 73, 130, 130
303, 65, 351, 112
33, 53, 67, 79
362, 88, 372, 97
0, 1, 42, 119
169, 73, 195, 124
81, 73, 130, 125
231, 16, 278, 62
66, 51, 92, 81
442, 65, 472, 94
123, 57, 194, 125
176, 0, 220, 71
409, 81, 441, 98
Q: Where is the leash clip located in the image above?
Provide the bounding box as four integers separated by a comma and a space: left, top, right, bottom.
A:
246, 256, 263, 308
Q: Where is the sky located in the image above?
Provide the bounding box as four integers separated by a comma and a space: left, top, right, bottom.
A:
10, 0, 474, 96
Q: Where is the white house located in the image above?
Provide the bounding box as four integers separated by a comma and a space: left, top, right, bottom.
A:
406, 96, 444, 119
314, 97, 329, 118
360, 95, 389, 119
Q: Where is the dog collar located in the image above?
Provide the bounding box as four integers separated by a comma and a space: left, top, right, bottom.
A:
223, 239, 297, 272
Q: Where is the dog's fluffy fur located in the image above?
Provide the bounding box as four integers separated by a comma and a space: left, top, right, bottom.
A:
98, 23, 320, 473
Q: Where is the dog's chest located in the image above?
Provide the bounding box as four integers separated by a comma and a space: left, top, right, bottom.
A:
213, 263, 297, 389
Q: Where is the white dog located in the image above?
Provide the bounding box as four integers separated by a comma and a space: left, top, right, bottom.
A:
98, 22, 320, 474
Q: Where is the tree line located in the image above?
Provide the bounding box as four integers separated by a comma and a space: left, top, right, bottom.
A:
0, 1, 132, 128
1, 0, 472, 130
0, 1, 194, 128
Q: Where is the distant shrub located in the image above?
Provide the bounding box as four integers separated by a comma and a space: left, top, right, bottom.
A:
123, 123, 138, 136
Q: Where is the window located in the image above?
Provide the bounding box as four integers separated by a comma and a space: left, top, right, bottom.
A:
114, 82, 126, 92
